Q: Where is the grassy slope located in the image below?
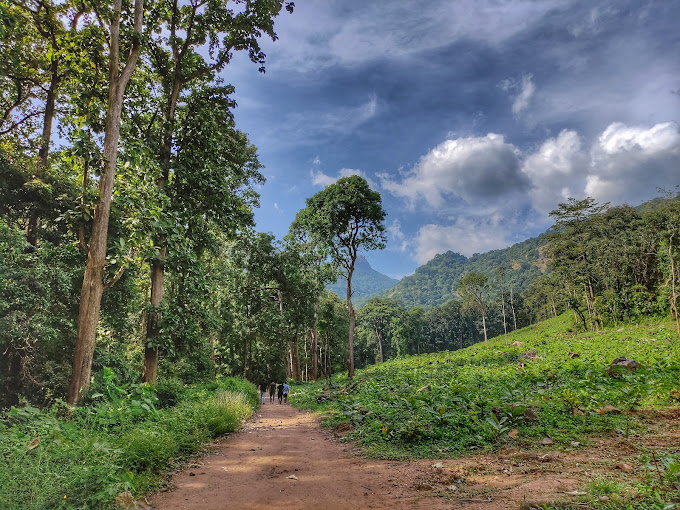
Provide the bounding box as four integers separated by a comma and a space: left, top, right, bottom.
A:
293, 314, 680, 460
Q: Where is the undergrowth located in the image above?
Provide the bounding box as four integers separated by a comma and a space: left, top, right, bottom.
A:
0, 376, 257, 509
292, 314, 680, 506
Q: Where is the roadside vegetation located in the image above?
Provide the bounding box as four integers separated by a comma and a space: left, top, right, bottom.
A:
0, 377, 257, 509
293, 314, 680, 508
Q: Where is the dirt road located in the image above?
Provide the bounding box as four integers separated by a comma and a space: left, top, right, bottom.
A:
151, 403, 678, 509
151, 402, 441, 509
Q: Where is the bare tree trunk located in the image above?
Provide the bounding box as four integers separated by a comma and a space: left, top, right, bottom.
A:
143, 254, 164, 383
510, 287, 517, 331
68, 0, 143, 404
27, 27, 61, 247
311, 299, 319, 380
291, 340, 301, 381
346, 264, 356, 377
500, 287, 508, 344
375, 324, 384, 363
670, 235, 680, 341
481, 313, 488, 342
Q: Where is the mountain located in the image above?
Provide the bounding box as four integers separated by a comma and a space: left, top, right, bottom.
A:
326, 256, 399, 308
370, 234, 549, 309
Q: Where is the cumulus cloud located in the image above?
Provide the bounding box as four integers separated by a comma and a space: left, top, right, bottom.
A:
380, 133, 530, 208
391, 121, 679, 265
311, 167, 378, 190
521, 129, 590, 214
387, 219, 409, 252
413, 216, 515, 263
585, 121, 680, 203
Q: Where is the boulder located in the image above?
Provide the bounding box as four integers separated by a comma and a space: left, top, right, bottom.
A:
606, 356, 640, 376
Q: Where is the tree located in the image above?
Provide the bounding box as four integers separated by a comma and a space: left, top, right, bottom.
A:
68, 0, 144, 404
458, 272, 490, 342
294, 175, 386, 377
139, 0, 294, 383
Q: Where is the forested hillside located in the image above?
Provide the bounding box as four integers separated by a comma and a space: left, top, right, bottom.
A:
326, 256, 398, 308
373, 235, 547, 308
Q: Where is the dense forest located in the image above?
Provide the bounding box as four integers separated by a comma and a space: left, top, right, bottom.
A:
1, 0, 678, 411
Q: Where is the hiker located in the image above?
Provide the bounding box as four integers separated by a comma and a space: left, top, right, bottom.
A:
277, 382, 284, 404
259, 381, 268, 404
269, 381, 276, 402
283, 382, 289, 404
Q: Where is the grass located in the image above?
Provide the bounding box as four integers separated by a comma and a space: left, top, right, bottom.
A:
291, 313, 680, 507
0, 376, 258, 509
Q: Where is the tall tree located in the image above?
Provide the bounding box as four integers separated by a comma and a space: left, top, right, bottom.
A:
294, 175, 386, 377
458, 272, 490, 342
68, 0, 144, 404
140, 0, 294, 383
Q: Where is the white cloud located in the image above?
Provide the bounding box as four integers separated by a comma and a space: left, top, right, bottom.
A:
512, 75, 536, 114
414, 217, 515, 263
387, 219, 409, 252
310, 167, 378, 190
585, 121, 680, 203
263, 0, 568, 73
521, 129, 589, 214
380, 133, 529, 208
499, 74, 536, 115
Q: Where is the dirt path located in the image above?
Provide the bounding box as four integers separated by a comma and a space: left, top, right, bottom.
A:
151, 404, 680, 510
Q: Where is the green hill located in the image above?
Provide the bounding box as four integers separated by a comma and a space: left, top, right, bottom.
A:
326, 256, 399, 307
373, 234, 548, 308
296, 313, 680, 456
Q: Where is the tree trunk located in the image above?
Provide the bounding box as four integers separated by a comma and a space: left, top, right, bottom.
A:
670, 235, 680, 341
291, 340, 301, 381
143, 254, 165, 383
375, 324, 384, 363
500, 288, 508, 344
67, 0, 143, 404
346, 262, 356, 377
26, 35, 61, 247
510, 287, 517, 331
311, 299, 319, 380
481, 313, 488, 342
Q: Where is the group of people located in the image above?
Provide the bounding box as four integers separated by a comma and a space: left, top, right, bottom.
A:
259, 380, 288, 405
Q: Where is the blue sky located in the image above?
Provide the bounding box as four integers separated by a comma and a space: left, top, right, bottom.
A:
223, 0, 680, 279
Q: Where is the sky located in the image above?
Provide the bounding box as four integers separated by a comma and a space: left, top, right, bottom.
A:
222, 0, 680, 280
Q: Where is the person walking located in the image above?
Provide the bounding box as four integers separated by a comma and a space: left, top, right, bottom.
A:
259, 381, 268, 405
277, 382, 284, 404
269, 381, 276, 403
282, 382, 289, 404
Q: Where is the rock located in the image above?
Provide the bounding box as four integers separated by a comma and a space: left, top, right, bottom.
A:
447, 485, 459, 492
615, 462, 635, 473
431, 462, 444, 469
524, 407, 539, 420
606, 356, 640, 376
540, 437, 554, 445
115, 492, 136, 510
599, 495, 610, 502
571, 441, 580, 447
286, 474, 299, 480
572, 408, 586, 416
510, 341, 523, 347
520, 351, 540, 360
595, 405, 622, 415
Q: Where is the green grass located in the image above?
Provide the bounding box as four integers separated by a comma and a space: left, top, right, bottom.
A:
0, 376, 258, 509
293, 313, 680, 457
292, 314, 680, 506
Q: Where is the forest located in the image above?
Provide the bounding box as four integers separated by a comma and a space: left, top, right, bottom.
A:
1, 0, 680, 507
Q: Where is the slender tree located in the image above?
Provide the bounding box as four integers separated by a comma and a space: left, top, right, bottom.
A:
294, 176, 386, 377
458, 272, 489, 342
68, 0, 144, 404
